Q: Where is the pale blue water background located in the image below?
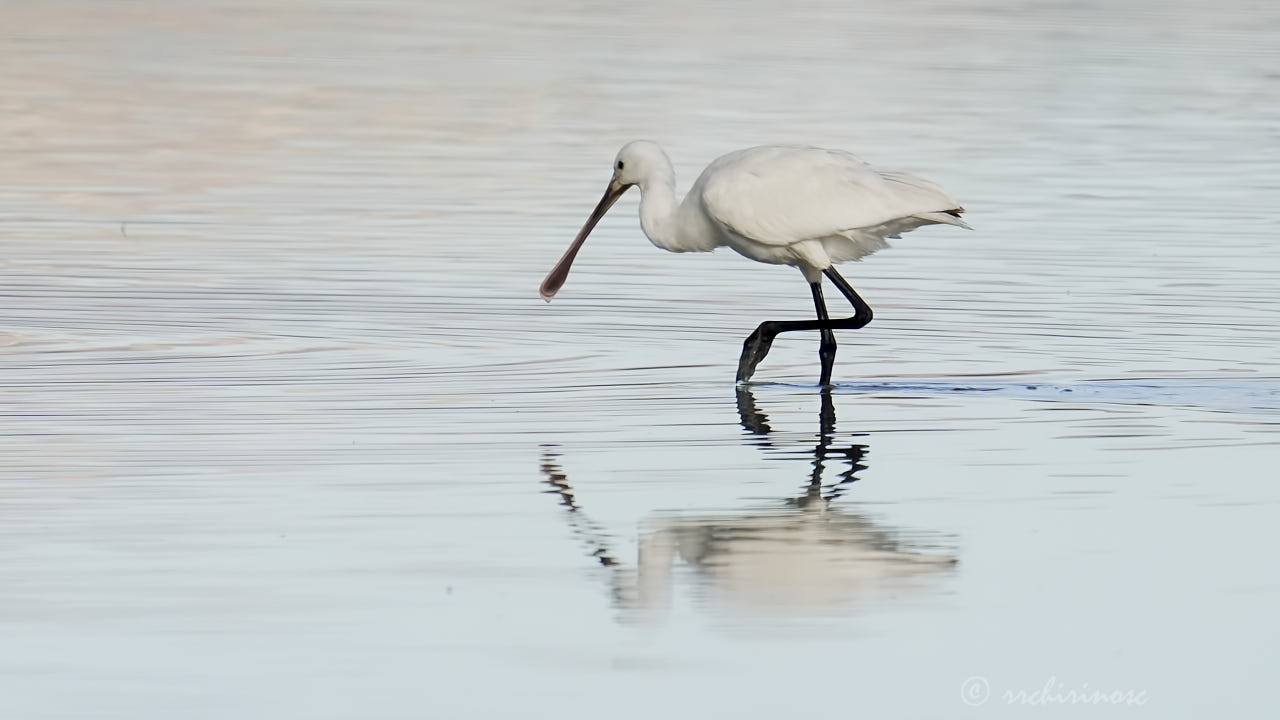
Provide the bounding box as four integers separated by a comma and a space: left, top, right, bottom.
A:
2, 1, 1279, 717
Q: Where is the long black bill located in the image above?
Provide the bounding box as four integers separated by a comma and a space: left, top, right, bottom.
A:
539, 181, 632, 301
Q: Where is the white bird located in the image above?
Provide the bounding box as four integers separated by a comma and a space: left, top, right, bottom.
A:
540, 141, 969, 386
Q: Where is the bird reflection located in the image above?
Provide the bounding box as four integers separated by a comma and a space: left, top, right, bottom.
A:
540, 388, 956, 617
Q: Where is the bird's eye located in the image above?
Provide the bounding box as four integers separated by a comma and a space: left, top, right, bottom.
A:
616, 161, 625, 170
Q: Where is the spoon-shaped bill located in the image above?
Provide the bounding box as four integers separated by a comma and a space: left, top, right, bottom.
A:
539, 181, 632, 301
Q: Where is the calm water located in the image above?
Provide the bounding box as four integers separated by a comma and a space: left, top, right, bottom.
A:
3, 1, 1279, 717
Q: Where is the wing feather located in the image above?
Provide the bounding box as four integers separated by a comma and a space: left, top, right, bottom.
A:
696, 146, 964, 248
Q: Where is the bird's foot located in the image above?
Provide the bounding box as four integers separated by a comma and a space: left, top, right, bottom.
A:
736, 324, 778, 383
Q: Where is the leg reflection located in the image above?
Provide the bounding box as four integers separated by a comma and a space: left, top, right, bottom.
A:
736, 386, 869, 509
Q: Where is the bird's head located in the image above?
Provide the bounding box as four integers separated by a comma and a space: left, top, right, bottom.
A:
611, 140, 673, 192
539, 140, 672, 301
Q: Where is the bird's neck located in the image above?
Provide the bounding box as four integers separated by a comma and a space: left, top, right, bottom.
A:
638, 178, 702, 253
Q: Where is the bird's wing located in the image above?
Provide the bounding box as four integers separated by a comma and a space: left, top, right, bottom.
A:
696, 146, 965, 247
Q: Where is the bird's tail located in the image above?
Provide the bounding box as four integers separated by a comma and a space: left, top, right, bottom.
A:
914, 208, 972, 230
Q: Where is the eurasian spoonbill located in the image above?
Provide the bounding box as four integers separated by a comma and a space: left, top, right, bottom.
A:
540, 141, 968, 386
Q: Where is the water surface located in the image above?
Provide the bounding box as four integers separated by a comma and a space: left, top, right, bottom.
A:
2, 1, 1279, 717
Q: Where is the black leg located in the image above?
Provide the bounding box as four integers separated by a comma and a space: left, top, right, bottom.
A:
812, 282, 837, 387
735, 267, 875, 385
823, 267, 873, 328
